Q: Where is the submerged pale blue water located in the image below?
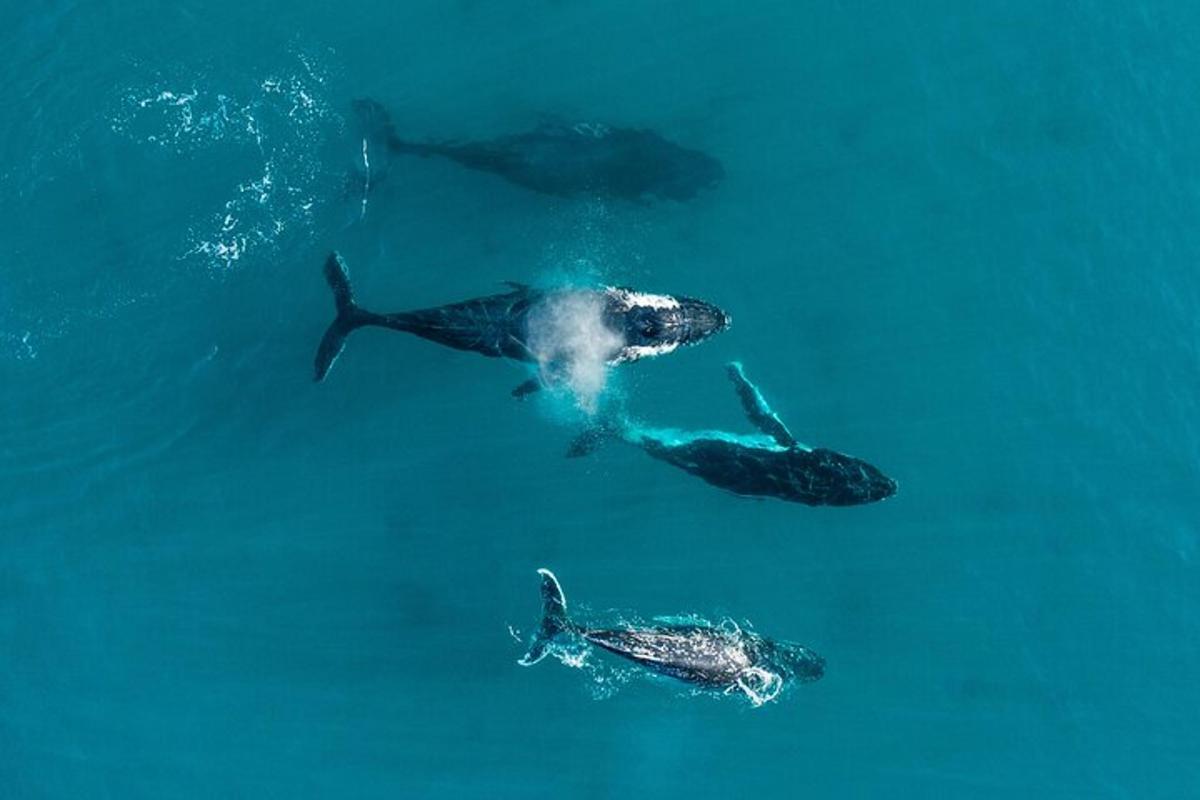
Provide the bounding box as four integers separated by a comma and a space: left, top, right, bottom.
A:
3, 2, 1199, 797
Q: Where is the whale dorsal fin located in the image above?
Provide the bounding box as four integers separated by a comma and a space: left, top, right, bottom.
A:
726, 362, 808, 450
502, 281, 530, 292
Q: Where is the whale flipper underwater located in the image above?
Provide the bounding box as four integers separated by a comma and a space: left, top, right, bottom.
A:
570, 362, 898, 506
518, 569, 824, 707
353, 99, 724, 203
313, 252, 731, 386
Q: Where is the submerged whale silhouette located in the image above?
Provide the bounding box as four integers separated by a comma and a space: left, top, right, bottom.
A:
519, 569, 824, 707
312, 253, 730, 391
570, 362, 898, 506
354, 99, 724, 202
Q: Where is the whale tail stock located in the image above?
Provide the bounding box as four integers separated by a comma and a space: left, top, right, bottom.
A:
314, 252, 384, 382
518, 568, 574, 666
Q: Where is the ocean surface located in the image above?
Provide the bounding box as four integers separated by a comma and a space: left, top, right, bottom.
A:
2, 2, 1198, 797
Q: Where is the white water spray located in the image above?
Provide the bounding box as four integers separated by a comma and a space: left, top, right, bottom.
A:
525, 291, 624, 414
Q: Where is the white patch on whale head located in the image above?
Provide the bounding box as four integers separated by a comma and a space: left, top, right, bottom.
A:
603, 287, 680, 311
610, 342, 680, 364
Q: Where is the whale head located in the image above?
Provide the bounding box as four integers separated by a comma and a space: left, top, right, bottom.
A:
829, 457, 898, 505
755, 638, 825, 684
604, 288, 731, 364
857, 461, 899, 503
780, 450, 897, 506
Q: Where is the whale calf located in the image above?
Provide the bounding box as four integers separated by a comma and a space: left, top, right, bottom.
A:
313, 253, 730, 390
519, 569, 824, 706
572, 362, 898, 506
354, 99, 724, 203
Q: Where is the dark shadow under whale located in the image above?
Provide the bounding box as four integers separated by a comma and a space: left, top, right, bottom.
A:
353, 99, 724, 202
518, 569, 824, 707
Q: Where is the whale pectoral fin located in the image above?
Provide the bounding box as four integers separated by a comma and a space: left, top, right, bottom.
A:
725, 362, 806, 450
566, 427, 606, 458
512, 378, 542, 399
566, 414, 629, 458
507, 334, 538, 362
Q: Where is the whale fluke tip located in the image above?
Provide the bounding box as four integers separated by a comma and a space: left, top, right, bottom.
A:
519, 569, 570, 666
314, 252, 368, 382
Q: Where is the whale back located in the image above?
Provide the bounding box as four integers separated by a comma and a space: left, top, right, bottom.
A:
583, 624, 751, 687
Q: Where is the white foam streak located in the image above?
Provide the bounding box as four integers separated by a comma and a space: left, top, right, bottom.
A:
112, 52, 332, 272
734, 666, 785, 707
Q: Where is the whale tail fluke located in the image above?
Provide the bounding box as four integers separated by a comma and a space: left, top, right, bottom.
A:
519, 568, 573, 666
352, 98, 399, 144
352, 97, 436, 157
314, 252, 374, 382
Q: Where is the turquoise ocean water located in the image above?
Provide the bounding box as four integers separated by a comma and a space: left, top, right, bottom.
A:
3, 2, 1199, 797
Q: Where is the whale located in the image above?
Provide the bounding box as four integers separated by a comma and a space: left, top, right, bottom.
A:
518, 569, 824, 707
570, 362, 898, 506
313, 253, 730, 389
353, 99, 724, 203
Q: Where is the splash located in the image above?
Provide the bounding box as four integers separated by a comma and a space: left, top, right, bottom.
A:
525, 291, 624, 414
538, 631, 636, 701
0, 330, 37, 361
111, 51, 336, 272
727, 666, 785, 707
